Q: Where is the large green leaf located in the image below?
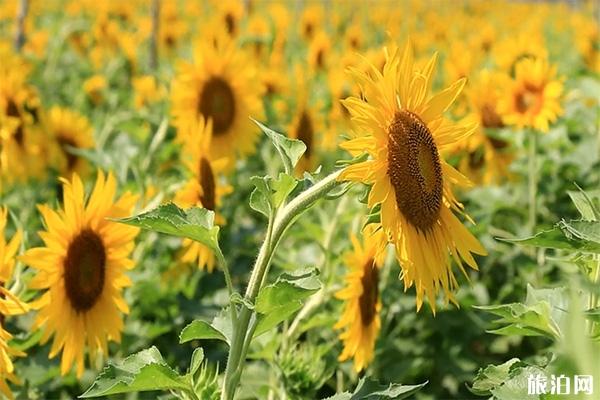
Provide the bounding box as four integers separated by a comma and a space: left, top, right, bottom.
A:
324, 378, 427, 400
80, 347, 188, 398
501, 227, 600, 253
250, 173, 298, 217
470, 358, 521, 395
252, 118, 306, 175
559, 219, 600, 244
254, 268, 320, 337
115, 203, 220, 252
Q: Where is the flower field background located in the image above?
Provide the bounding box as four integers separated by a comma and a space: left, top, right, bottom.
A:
0, 0, 599, 399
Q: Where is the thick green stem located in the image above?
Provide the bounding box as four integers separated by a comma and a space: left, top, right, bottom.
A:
528, 130, 538, 233
221, 170, 342, 400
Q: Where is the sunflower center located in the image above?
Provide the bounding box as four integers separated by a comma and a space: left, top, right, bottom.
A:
316, 49, 324, 69
515, 85, 542, 114
387, 110, 443, 232
198, 77, 236, 136
64, 229, 106, 312
57, 136, 78, 172
295, 110, 314, 158
480, 103, 504, 128
198, 157, 216, 211
224, 13, 235, 36
6, 99, 24, 146
359, 259, 379, 326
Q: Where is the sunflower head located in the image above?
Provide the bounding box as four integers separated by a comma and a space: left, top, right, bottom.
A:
498, 57, 563, 133
335, 226, 387, 372
21, 170, 139, 377
339, 42, 486, 312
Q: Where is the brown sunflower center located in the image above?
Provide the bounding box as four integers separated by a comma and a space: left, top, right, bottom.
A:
295, 110, 314, 158
316, 49, 324, 69
224, 13, 236, 36
387, 110, 443, 232
198, 77, 236, 136
480, 103, 504, 128
515, 84, 542, 114
199, 157, 216, 211
359, 258, 379, 326
64, 229, 106, 312
6, 99, 24, 146
57, 136, 78, 172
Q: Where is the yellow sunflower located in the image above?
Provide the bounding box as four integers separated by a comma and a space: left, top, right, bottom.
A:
174, 118, 232, 272
47, 106, 95, 176
335, 226, 387, 372
308, 31, 332, 72
497, 57, 563, 133
170, 35, 263, 160
21, 171, 139, 377
83, 75, 107, 105
339, 42, 486, 312
0, 208, 29, 400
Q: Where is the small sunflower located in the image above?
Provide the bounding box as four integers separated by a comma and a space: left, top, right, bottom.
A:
171, 36, 263, 160
497, 57, 563, 133
335, 226, 387, 372
83, 75, 107, 105
174, 118, 232, 272
132, 75, 164, 110
47, 106, 94, 176
0, 208, 29, 400
339, 42, 487, 311
308, 31, 332, 72
21, 171, 139, 377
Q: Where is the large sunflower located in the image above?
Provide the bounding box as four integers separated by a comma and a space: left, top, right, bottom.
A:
0, 208, 29, 399
335, 226, 387, 372
47, 106, 95, 176
21, 171, 139, 377
174, 118, 232, 272
339, 42, 487, 312
497, 57, 563, 133
171, 35, 263, 160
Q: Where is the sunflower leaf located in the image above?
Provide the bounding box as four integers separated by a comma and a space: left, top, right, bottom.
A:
323, 377, 428, 399
498, 226, 600, 253
79, 346, 189, 398
254, 267, 321, 337
115, 203, 221, 252
179, 320, 228, 344
250, 173, 298, 217
252, 118, 306, 175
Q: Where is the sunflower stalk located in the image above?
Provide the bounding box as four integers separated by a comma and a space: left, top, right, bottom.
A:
527, 129, 538, 233
221, 170, 342, 400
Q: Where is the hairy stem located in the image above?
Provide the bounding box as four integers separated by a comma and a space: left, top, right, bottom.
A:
221, 170, 342, 400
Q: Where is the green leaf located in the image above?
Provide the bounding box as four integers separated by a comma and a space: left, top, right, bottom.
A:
80, 347, 188, 398
250, 174, 299, 217
189, 348, 204, 377
558, 219, 600, 244
254, 268, 321, 337
179, 320, 228, 344
500, 227, 600, 253
324, 378, 428, 399
470, 358, 521, 395
115, 203, 221, 252
567, 187, 600, 221
252, 118, 306, 175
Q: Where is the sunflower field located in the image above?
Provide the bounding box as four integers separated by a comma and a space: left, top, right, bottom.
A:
0, 0, 599, 399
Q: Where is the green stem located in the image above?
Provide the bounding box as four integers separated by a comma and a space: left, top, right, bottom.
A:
220, 170, 342, 400
528, 130, 538, 233
587, 256, 600, 335
215, 248, 237, 322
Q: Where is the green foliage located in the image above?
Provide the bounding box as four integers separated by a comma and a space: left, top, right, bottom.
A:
325, 378, 428, 400
253, 118, 306, 175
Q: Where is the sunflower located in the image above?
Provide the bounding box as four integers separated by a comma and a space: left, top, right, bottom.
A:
0, 208, 29, 399
335, 226, 387, 372
20, 171, 139, 377
174, 118, 232, 272
308, 31, 332, 72
170, 35, 263, 160
83, 75, 107, 105
497, 57, 563, 133
339, 42, 486, 312
47, 106, 94, 176
493, 32, 547, 75
0, 66, 45, 184
132, 75, 164, 110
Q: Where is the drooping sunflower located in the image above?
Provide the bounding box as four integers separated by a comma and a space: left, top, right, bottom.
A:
174, 118, 232, 272
46, 106, 94, 176
20, 171, 139, 377
497, 57, 563, 133
335, 226, 387, 372
0, 208, 29, 400
170, 35, 263, 160
339, 42, 487, 312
